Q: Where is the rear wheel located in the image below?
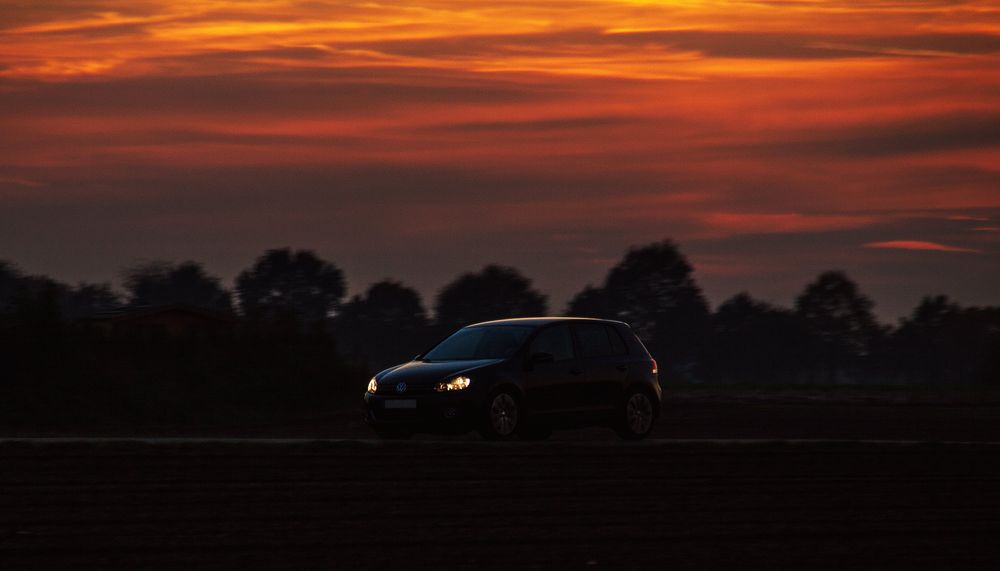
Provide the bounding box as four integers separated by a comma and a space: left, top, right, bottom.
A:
479, 390, 520, 440
616, 389, 655, 440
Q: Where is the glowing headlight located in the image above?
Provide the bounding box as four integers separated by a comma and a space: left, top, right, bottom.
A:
434, 376, 471, 392
367, 377, 378, 394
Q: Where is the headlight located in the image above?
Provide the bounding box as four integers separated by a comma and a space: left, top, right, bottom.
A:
367, 377, 378, 394
434, 375, 471, 392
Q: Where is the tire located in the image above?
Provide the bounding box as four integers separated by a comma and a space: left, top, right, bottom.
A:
615, 389, 656, 440
479, 390, 520, 441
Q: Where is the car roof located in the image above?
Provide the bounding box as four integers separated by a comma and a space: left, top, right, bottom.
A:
466, 316, 628, 328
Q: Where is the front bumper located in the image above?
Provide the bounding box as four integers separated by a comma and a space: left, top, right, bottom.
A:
363, 392, 480, 431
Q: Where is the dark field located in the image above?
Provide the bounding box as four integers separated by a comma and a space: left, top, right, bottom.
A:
3, 399, 1000, 569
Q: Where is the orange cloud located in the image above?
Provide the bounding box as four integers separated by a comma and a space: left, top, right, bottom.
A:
1, 0, 998, 316
863, 240, 980, 253
2, 1, 998, 81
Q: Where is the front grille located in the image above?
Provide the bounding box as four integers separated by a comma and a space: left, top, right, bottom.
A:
378, 384, 436, 396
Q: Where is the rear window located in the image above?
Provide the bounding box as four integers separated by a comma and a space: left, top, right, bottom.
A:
573, 324, 627, 358
607, 326, 627, 355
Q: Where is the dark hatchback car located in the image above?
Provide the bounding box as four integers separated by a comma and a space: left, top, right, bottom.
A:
363, 317, 661, 440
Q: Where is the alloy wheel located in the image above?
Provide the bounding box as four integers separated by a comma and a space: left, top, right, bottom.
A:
489, 393, 519, 437
626, 392, 653, 436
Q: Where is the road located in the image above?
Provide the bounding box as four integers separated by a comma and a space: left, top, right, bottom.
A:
3, 437, 1000, 569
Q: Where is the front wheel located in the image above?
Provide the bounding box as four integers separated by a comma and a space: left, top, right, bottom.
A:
479, 390, 520, 440
615, 390, 656, 440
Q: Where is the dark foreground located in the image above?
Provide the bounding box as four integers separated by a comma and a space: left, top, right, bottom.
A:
2, 438, 1000, 569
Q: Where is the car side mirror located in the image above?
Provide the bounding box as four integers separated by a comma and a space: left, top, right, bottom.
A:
529, 352, 555, 365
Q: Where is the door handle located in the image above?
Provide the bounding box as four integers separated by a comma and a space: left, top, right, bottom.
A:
569, 368, 583, 376
616, 364, 628, 372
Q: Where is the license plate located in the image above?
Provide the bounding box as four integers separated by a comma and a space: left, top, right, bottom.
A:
385, 399, 417, 409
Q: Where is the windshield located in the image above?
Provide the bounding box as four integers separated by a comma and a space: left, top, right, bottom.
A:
422, 325, 533, 361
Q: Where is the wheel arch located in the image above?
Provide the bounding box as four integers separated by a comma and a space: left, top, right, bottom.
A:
491, 381, 525, 402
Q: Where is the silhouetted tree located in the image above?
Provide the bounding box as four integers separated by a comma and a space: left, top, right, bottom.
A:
566, 241, 709, 380
892, 296, 1000, 384
236, 248, 345, 324
0, 263, 119, 321
705, 293, 806, 384
0, 261, 23, 313
0, 271, 70, 384
123, 261, 232, 312
795, 271, 882, 383
337, 280, 430, 371
61, 283, 122, 320
565, 285, 611, 318
434, 265, 547, 331
2, 276, 68, 376
12, 275, 65, 325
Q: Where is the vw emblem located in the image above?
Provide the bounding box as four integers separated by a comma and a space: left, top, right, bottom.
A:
396, 382, 407, 393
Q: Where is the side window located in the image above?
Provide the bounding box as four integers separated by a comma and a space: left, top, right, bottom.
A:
529, 325, 574, 361
607, 326, 628, 356
574, 324, 614, 358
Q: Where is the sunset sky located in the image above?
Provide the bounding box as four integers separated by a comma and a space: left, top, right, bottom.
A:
2, 0, 998, 319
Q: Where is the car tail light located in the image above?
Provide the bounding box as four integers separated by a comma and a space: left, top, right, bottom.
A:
651, 359, 658, 375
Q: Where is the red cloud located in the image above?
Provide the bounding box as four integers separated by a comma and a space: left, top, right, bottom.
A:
863, 240, 980, 253
947, 215, 991, 221
703, 212, 877, 235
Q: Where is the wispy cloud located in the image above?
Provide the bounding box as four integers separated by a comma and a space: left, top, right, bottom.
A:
702, 212, 878, 236
864, 240, 980, 253
0, 174, 44, 188
0, 0, 997, 315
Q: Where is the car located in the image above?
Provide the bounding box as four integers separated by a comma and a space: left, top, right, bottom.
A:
363, 317, 661, 440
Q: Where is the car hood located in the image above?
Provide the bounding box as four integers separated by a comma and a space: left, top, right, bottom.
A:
376, 359, 503, 387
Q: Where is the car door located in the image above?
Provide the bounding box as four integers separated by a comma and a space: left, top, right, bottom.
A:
571, 323, 629, 410
522, 324, 585, 413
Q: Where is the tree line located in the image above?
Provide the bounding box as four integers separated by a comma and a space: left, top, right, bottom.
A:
0, 242, 997, 428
